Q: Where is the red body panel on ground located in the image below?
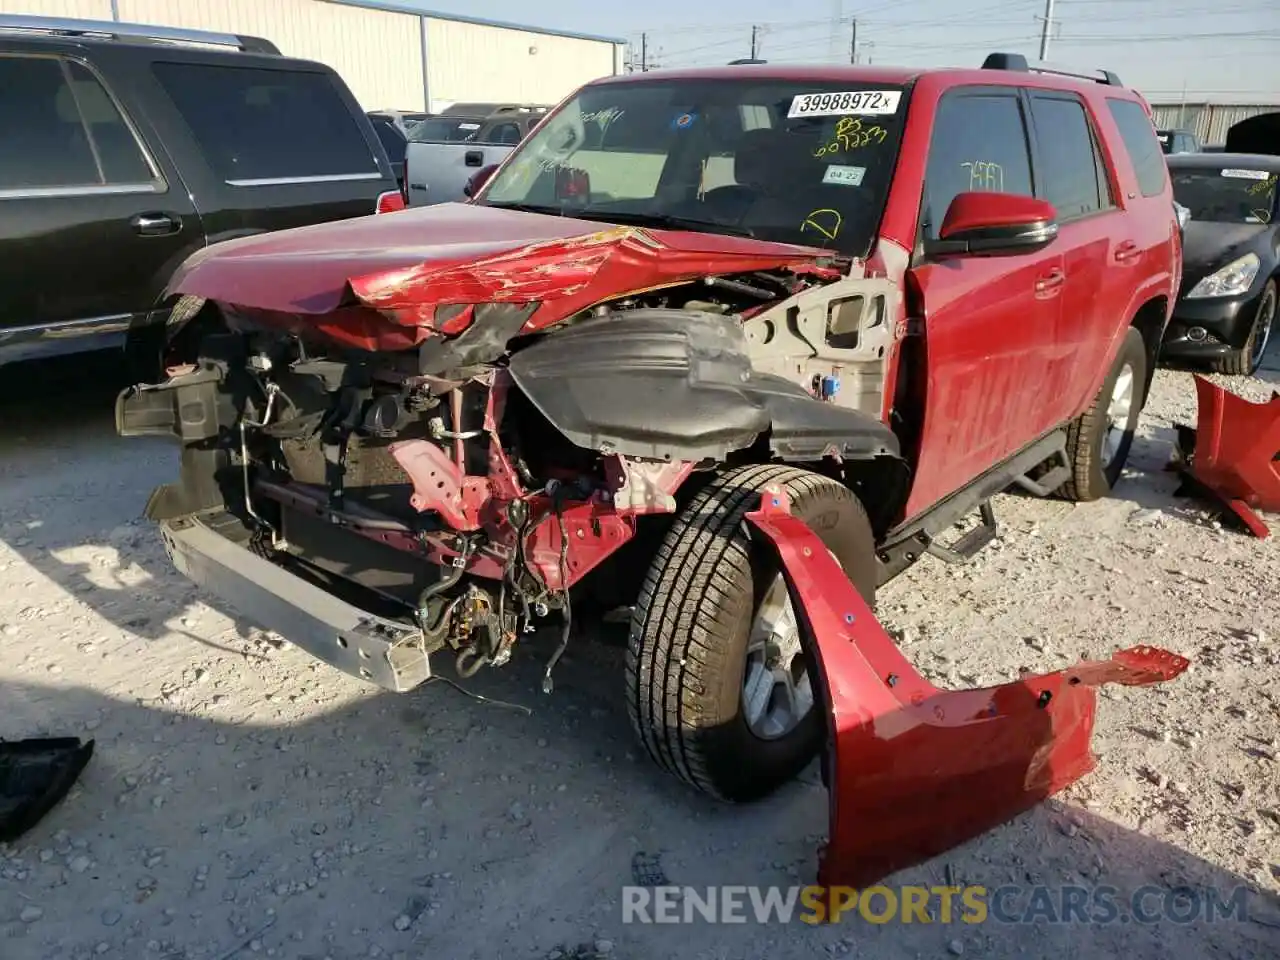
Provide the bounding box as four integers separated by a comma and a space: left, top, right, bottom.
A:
1181, 375, 1280, 538
745, 489, 1189, 888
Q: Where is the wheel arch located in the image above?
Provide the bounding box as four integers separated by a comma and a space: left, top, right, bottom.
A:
1128, 293, 1171, 399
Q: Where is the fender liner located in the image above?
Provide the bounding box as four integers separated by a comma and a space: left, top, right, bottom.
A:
506, 309, 900, 463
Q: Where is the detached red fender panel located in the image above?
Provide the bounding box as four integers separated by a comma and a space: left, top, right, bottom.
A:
744, 489, 1189, 890
1177, 375, 1280, 538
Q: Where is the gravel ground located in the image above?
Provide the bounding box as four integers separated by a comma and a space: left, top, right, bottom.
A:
0, 351, 1278, 960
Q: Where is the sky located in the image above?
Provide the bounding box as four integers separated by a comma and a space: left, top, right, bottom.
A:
391, 0, 1280, 104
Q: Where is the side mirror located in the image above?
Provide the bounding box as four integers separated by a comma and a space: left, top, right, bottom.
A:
925, 192, 1059, 257
463, 164, 499, 199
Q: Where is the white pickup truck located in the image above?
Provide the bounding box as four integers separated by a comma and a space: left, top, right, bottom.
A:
403, 105, 547, 206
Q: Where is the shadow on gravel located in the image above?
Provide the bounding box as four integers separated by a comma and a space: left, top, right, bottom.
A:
1, 677, 1277, 960
0, 354, 267, 654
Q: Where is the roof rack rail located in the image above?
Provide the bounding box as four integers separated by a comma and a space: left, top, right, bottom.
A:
981, 52, 1121, 87
0, 14, 280, 54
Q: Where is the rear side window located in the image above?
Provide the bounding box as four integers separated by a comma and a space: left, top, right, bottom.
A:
1107, 98, 1167, 198
153, 62, 378, 185
0, 55, 155, 193
923, 92, 1034, 239
481, 122, 523, 145
369, 116, 406, 164
1028, 94, 1112, 220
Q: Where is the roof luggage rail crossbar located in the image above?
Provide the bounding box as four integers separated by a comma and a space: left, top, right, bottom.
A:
981, 52, 1121, 87
0, 14, 280, 54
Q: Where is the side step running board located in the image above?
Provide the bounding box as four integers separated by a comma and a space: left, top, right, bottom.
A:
925, 500, 997, 565
1013, 448, 1072, 498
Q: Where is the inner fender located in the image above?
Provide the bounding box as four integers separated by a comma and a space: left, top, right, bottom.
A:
506, 309, 900, 462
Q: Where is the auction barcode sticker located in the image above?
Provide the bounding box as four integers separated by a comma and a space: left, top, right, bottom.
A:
1221, 168, 1271, 180
788, 90, 902, 118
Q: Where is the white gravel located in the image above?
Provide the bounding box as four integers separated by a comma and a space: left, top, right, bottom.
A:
0, 353, 1278, 960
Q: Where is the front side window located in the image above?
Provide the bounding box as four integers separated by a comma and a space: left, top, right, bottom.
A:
0, 55, 155, 193
923, 92, 1034, 240
478, 78, 910, 256
1171, 166, 1277, 224
1028, 94, 1110, 220
154, 62, 378, 184
1107, 98, 1168, 198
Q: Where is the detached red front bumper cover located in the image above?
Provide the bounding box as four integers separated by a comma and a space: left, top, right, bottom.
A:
744, 489, 1189, 889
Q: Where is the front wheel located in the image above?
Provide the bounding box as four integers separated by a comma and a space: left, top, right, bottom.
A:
625, 464, 877, 803
1061, 326, 1148, 502
1211, 280, 1276, 377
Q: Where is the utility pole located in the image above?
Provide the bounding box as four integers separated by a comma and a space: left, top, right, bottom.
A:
1038, 0, 1056, 60
640, 33, 647, 72
850, 17, 857, 64
750, 25, 758, 60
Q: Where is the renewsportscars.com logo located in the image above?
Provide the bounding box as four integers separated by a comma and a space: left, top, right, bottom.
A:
621, 884, 1262, 926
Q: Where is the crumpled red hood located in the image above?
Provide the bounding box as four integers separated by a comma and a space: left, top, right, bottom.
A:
167, 202, 836, 349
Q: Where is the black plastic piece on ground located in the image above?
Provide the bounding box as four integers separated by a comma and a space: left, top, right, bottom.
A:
0, 738, 95, 843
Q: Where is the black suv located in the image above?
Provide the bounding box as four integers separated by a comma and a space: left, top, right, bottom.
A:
0, 14, 401, 371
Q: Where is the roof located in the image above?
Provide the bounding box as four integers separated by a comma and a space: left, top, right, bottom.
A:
592, 62, 1139, 96
1167, 152, 1280, 172
595, 64, 925, 86
317, 0, 626, 46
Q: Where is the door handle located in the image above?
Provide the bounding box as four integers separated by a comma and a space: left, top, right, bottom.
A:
1114, 241, 1141, 263
130, 212, 180, 237
1035, 268, 1065, 293
464, 150, 484, 167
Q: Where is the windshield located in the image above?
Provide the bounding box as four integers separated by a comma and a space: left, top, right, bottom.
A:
1171, 166, 1278, 224
476, 78, 909, 256
409, 116, 484, 142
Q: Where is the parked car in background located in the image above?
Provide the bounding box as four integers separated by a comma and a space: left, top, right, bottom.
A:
1161, 152, 1278, 374
367, 108, 428, 138
1157, 128, 1200, 154
403, 104, 547, 206
0, 13, 400, 373
118, 52, 1180, 803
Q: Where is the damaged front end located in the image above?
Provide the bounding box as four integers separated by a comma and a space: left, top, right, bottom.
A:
745, 488, 1190, 889
117, 211, 904, 693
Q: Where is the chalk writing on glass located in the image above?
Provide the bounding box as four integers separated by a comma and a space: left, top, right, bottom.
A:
801, 208, 843, 241
962, 161, 1004, 192
581, 107, 626, 137
814, 117, 887, 157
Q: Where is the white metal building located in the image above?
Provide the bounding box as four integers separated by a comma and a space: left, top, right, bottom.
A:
0, 0, 627, 112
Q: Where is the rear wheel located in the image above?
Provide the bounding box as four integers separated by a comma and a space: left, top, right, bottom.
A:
1211, 280, 1276, 377
625, 464, 877, 802
1061, 326, 1148, 502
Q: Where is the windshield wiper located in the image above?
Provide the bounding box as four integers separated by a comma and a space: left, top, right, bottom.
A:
482, 201, 567, 217
572, 209, 758, 238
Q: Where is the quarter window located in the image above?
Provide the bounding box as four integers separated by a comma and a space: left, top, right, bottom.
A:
154, 62, 378, 184
1028, 94, 1111, 220
0, 55, 154, 192
1107, 98, 1168, 198
923, 93, 1034, 240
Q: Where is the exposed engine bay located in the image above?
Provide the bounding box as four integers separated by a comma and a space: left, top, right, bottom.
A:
124, 264, 902, 690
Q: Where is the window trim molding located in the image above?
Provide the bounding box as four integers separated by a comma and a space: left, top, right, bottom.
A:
226, 172, 383, 187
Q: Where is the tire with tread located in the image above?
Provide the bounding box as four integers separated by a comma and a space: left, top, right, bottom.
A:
1210, 279, 1276, 377
625, 464, 876, 803
1061, 326, 1148, 502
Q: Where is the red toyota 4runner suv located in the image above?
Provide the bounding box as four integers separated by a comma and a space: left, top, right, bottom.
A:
118, 53, 1181, 804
